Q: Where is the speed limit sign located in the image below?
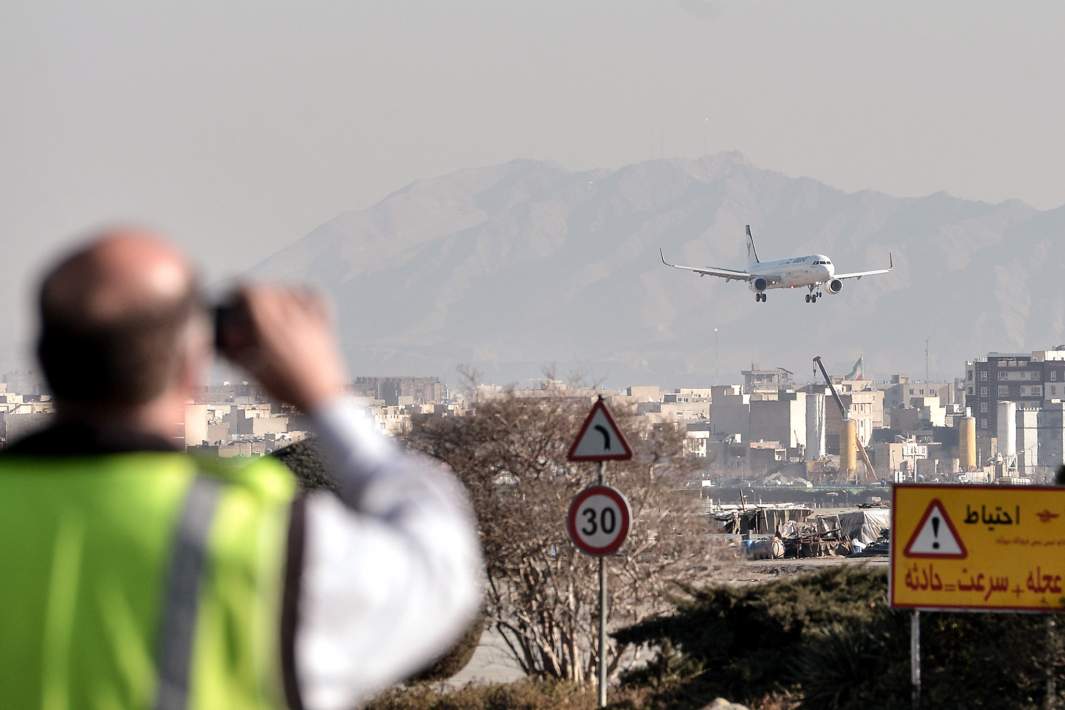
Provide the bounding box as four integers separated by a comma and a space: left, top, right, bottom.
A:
566, 485, 631, 556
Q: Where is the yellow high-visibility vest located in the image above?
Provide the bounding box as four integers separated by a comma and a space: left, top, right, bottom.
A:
0, 453, 298, 710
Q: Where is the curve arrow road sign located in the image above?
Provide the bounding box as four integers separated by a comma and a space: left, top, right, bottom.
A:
568, 399, 633, 462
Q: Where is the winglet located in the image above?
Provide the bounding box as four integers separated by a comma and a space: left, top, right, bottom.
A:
745, 225, 752, 237
659, 248, 673, 267
889, 252, 894, 269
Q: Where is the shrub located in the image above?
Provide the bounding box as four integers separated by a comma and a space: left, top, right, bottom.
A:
411, 613, 487, 682
616, 566, 1065, 709
272, 438, 336, 493
366, 680, 596, 710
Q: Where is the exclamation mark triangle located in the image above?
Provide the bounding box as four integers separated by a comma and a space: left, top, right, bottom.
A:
903, 499, 967, 559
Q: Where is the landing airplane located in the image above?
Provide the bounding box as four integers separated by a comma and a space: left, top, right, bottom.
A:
659, 225, 893, 303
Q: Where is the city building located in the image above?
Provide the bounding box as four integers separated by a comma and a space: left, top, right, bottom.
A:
182, 404, 210, 448
883, 375, 956, 410
889, 396, 946, 431
966, 349, 1065, 432
625, 385, 663, 402
0, 411, 52, 444
684, 429, 709, 458
871, 441, 928, 481
996, 400, 1018, 469
1038, 401, 1065, 477
711, 391, 750, 440
749, 391, 807, 450
804, 387, 828, 461
741, 367, 794, 396
1017, 407, 1040, 478
351, 377, 447, 406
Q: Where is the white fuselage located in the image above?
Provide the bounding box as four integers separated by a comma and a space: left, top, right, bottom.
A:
659, 225, 892, 303
748, 254, 835, 291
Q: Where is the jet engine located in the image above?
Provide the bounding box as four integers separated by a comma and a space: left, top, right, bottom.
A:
753, 277, 768, 292
826, 279, 843, 295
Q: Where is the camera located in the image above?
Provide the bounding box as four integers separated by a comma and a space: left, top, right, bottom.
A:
212, 293, 252, 356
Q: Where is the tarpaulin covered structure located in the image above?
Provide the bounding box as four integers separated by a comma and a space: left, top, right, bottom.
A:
814, 509, 890, 544
713, 506, 812, 536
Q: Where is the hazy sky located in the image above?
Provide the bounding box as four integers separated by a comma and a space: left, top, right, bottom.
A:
2, 0, 1063, 368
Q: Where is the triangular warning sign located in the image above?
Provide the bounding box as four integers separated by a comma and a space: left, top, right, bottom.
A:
903, 499, 967, 559
568, 399, 633, 462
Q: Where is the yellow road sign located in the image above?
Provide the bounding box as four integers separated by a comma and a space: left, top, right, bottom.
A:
891, 485, 1065, 612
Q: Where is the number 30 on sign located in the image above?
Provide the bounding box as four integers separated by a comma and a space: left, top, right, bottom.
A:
567, 485, 631, 556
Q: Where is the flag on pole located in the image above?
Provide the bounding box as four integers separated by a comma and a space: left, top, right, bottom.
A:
846, 354, 864, 380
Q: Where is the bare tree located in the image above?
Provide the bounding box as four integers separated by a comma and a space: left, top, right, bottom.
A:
405, 380, 718, 685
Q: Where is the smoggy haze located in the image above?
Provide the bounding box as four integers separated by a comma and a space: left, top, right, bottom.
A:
2, 1, 1063, 370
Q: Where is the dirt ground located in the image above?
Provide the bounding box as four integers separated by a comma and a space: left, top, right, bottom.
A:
448, 553, 889, 686
732, 554, 888, 583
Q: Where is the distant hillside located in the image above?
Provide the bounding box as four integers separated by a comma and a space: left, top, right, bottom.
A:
253, 152, 1065, 386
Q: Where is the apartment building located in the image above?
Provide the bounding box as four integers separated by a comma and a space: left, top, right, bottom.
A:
966, 349, 1065, 432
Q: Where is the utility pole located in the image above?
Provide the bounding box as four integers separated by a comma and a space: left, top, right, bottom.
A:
925, 338, 930, 382
714, 328, 720, 384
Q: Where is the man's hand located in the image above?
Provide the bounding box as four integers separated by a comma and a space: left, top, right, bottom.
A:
219, 286, 349, 412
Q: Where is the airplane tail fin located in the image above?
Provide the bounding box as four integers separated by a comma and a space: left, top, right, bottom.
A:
745, 225, 761, 267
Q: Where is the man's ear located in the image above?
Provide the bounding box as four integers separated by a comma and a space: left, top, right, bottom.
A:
175, 314, 212, 398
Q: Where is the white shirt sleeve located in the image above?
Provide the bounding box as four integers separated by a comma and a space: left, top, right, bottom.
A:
294, 397, 483, 709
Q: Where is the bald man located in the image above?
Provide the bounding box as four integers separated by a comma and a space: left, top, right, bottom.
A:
0, 229, 481, 709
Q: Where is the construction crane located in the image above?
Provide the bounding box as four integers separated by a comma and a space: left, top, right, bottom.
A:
813, 356, 878, 484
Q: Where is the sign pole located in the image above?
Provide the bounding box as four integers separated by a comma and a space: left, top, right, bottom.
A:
567, 399, 631, 710
1048, 615, 1058, 710
911, 610, 921, 710
597, 460, 608, 709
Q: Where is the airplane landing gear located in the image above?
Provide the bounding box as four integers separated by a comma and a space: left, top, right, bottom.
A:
756, 292, 766, 303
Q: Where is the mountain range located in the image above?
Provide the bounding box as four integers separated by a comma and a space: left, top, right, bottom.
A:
253, 152, 1065, 387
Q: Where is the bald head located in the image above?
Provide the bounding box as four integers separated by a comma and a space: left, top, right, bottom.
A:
41, 229, 194, 326
37, 228, 205, 407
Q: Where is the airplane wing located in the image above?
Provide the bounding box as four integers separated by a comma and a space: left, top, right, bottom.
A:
833, 253, 894, 281
659, 249, 751, 282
